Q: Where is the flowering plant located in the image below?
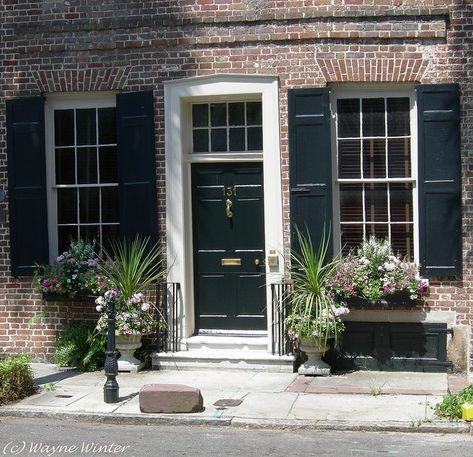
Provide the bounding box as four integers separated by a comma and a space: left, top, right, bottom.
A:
34, 239, 108, 298
95, 236, 166, 336
285, 228, 349, 346
327, 236, 427, 301
95, 290, 161, 335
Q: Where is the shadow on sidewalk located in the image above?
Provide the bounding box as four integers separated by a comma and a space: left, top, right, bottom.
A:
34, 370, 82, 386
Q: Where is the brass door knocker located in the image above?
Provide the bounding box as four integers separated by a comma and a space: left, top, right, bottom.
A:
225, 199, 233, 218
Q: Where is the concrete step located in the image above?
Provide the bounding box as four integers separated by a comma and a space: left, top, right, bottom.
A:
151, 335, 294, 373
185, 335, 269, 352
151, 349, 294, 372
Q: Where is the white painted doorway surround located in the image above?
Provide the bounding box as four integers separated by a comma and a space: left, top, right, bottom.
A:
164, 75, 284, 351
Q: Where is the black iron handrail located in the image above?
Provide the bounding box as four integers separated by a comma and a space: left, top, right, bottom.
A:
156, 281, 181, 353
270, 280, 293, 356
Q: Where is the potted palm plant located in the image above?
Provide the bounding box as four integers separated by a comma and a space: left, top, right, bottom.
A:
95, 236, 166, 372
285, 228, 349, 376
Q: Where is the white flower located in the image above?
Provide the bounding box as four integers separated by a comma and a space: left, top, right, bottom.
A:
141, 302, 151, 312
96, 304, 103, 312
95, 296, 105, 305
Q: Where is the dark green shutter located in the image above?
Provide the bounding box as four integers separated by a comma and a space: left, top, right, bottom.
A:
6, 97, 48, 276
116, 91, 157, 243
288, 88, 333, 254
417, 84, 461, 276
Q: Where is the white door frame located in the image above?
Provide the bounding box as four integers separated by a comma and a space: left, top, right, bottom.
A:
164, 75, 284, 351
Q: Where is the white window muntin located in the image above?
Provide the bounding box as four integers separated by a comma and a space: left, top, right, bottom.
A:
45, 94, 118, 260
331, 86, 418, 260
191, 101, 263, 154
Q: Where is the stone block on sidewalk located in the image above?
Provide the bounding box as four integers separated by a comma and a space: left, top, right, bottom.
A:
139, 384, 204, 413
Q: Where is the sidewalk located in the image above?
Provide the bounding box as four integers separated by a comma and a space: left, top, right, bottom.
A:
0, 364, 471, 433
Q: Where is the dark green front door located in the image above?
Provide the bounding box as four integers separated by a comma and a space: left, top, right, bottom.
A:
192, 163, 266, 331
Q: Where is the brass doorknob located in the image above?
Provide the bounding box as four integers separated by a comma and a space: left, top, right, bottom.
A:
255, 259, 260, 266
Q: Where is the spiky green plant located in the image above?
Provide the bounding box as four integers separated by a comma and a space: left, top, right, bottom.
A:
285, 227, 348, 347
100, 236, 165, 300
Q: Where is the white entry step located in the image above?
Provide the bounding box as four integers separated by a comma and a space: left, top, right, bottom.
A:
151, 335, 294, 373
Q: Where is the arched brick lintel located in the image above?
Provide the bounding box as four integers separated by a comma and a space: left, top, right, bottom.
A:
317, 58, 429, 83
32, 67, 131, 93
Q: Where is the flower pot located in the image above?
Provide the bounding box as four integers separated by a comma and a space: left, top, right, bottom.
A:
298, 337, 331, 376
115, 333, 144, 372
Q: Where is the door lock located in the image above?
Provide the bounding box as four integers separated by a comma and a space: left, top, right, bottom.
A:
226, 199, 233, 218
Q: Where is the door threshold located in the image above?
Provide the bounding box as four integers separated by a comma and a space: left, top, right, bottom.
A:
197, 329, 268, 337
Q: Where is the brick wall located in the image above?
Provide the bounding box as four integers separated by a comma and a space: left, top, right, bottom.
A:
1, 0, 472, 367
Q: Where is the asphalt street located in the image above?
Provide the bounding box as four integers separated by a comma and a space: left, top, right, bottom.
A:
0, 417, 472, 457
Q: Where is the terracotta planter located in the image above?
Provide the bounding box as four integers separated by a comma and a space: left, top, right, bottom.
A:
298, 336, 331, 376
115, 333, 144, 372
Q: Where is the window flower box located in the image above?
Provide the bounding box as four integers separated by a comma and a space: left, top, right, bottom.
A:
42, 292, 98, 303
342, 293, 417, 309
328, 236, 427, 306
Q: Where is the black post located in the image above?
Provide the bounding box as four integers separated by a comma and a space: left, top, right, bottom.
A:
103, 296, 119, 403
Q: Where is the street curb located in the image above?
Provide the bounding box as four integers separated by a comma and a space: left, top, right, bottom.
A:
1, 408, 471, 434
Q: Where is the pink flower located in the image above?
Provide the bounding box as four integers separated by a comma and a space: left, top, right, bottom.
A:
131, 293, 144, 304
141, 302, 151, 312
96, 305, 103, 312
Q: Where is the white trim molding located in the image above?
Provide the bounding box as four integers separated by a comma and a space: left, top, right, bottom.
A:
164, 75, 284, 347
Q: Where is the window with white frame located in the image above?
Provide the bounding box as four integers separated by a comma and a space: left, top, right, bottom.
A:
49, 99, 119, 254
334, 94, 415, 259
191, 101, 263, 153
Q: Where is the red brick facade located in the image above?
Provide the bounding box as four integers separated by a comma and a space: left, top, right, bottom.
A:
1, 1, 472, 368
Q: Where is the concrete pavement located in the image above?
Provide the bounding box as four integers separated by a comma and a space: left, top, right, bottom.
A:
0, 363, 471, 433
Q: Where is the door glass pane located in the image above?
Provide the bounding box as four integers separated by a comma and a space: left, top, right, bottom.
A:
211, 128, 227, 152
192, 104, 209, 127
193, 130, 209, 153
55, 148, 75, 184
76, 109, 97, 145
229, 128, 245, 151
98, 108, 116, 144
229, 103, 245, 125
77, 147, 98, 184
79, 188, 100, 223
362, 98, 385, 137
210, 103, 226, 127
54, 110, 74, 146
247, 127, 263, 151
246, 102, 262, 125
337, 99, 359, 138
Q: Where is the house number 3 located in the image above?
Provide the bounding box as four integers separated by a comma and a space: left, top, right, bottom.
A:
222, 186, 237, 197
